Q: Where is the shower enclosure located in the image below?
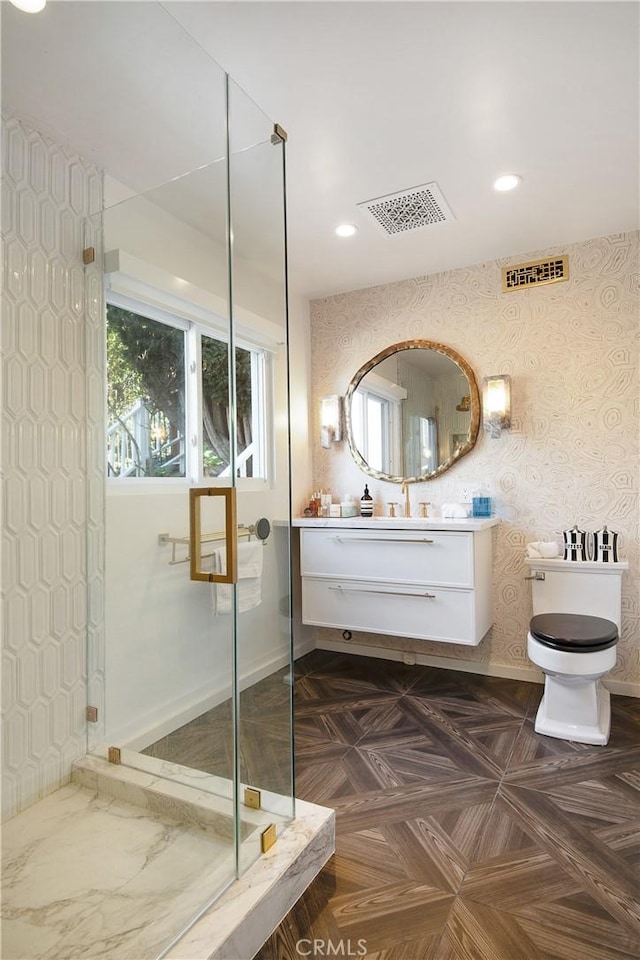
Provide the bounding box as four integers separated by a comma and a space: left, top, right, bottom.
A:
81, 2, 294, 947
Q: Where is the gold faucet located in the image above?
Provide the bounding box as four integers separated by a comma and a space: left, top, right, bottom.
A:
401, 481, 411, 518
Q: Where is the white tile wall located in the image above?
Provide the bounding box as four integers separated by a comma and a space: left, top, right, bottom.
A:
1, 115, 103, 820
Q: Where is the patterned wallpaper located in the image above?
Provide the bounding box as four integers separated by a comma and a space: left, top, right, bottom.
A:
1, 116, 102, 819
310, 232, 640, 688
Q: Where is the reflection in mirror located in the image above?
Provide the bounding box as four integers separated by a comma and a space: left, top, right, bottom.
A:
346, 340, 480, 482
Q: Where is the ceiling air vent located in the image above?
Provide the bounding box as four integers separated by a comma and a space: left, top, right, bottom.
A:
358, 182, 455, 236
502, 256, 569, 292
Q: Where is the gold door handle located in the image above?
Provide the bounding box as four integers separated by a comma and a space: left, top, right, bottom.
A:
189, 487, 237, 583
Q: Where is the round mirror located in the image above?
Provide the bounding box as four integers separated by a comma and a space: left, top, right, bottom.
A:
345, 340, 480, 483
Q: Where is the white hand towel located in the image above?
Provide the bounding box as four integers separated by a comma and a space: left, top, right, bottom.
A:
526, 541, 560, 559
538, 541, 560, 558
441, 502, 469, 519
214, 541, 263, 615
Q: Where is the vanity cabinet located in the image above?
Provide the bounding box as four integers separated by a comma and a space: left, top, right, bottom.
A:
297, 520, 497, 646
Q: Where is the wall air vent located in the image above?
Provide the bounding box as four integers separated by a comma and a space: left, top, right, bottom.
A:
358, 182, 455, 236
502, 256, 569, 292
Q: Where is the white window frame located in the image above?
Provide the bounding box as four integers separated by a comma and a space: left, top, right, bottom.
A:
353, 373, 406, 475
105, 289, 274, 491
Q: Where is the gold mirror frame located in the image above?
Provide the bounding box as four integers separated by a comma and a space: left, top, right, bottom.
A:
345, 339, 481, 484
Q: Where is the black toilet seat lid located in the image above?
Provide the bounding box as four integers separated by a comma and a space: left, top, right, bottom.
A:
530, 613, 618, 652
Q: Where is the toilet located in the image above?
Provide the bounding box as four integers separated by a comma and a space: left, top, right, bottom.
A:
526, 557, 627, 745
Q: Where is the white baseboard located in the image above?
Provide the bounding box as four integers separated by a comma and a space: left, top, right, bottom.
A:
606, 678, 640, 697
316, 638, 640, 698
117, 637, 315, 752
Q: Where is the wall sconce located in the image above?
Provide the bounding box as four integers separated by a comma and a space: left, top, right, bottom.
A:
482, 374, 511, 438
320, 395, 344, 448
9, 0, 47, 12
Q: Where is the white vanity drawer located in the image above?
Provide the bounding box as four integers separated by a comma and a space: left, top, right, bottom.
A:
302, 577, 478, 644
300, 528, 473, 588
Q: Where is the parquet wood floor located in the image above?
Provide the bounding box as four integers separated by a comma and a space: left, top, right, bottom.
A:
254, 651, 640, 960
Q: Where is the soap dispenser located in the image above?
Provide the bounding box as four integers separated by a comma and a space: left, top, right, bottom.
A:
360, 484, 373, 517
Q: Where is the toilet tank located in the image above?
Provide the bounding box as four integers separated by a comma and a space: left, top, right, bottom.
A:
526, 558, 627, 631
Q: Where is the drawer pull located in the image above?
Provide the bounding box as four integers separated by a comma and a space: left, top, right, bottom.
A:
331, 536, 435, 544
329, 585, 436, 599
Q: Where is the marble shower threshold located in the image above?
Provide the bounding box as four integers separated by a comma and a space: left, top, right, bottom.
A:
1, 759, 335, 960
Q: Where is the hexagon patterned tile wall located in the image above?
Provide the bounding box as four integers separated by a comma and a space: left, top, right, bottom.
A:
1, 115, 104, 820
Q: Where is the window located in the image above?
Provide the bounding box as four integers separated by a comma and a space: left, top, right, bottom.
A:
351, 388, 391, 474
106, 306, 186, 478
106, 299, 269, 482
352, 375, 407, 475
201, 335, 263, 479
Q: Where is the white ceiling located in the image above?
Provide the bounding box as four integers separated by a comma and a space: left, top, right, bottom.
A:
3, 1, 639, 301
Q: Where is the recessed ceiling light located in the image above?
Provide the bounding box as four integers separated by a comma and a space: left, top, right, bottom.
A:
493, 174, 522, 192
9, 0, 47, 12
335, 223, 358, 238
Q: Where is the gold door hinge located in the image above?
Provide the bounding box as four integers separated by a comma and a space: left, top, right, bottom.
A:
82, 247, 96, 265
271, 123, 288, 145
261, 823, 277, 853
108, 746, 121, 765
244, 787, 262, 810
86, 706, 98, 723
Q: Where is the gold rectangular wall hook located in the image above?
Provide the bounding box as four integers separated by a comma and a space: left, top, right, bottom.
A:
82, 247, 96, 265
86, 705, 98, 723
261, 823, 277, 853
107, 746, 121, 765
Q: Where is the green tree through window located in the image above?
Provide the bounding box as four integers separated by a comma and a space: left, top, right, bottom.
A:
106, 305, 254, 478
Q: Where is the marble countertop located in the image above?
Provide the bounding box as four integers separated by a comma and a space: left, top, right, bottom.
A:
293, 516, 500, 532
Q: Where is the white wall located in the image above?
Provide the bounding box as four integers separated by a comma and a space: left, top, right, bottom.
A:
102, 176, 310, 747
104, 490, 295, 746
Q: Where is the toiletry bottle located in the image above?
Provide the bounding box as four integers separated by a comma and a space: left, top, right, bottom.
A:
360, 484, 373, 517
472, 487, 492, 518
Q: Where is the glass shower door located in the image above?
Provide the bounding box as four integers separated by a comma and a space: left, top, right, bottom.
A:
79, 1, 244, 941
85, 22, 293, 921
97, 164, 239, 904
227, 78, 294, 874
